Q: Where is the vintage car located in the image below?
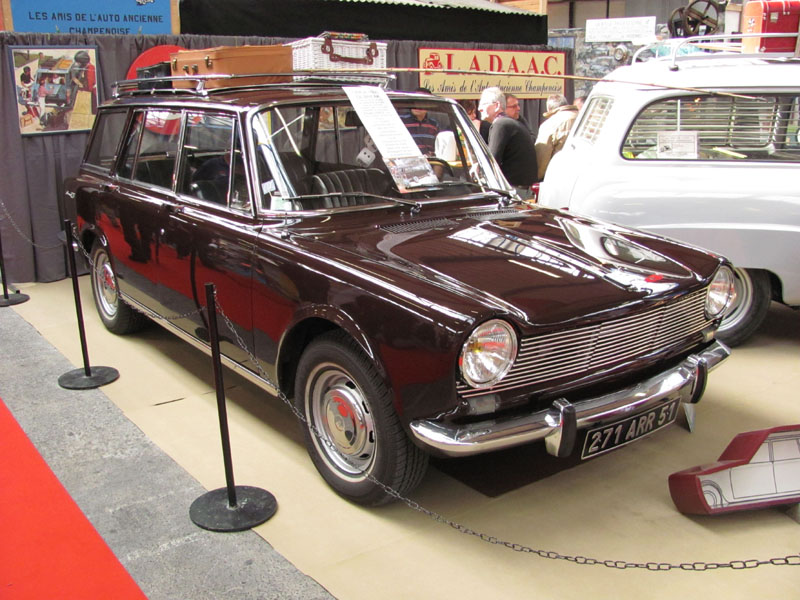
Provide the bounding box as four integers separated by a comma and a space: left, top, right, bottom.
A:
68, 72, 734, 505
669, 425, 800, 515
538, 38, 800, 346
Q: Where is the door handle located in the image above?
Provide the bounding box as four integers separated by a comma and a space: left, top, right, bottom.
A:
102, 183, 120, 193
164, 204, 184, 215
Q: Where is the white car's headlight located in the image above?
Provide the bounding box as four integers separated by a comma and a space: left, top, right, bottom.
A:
706, 266, 735, 318
460, 319, 518, 389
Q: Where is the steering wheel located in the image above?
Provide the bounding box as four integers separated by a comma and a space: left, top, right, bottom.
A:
427, 157, 454, 179
682, 0, 720, 36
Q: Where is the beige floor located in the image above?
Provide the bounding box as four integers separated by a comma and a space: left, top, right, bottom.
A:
12, 278, 800, 599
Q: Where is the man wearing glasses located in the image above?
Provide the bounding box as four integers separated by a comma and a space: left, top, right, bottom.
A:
478, 87, 538, 199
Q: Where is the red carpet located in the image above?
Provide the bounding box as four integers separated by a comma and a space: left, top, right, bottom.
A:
0, 398, 147, 600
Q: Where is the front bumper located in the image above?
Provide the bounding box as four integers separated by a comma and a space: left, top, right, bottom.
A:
409, 340, 730, 457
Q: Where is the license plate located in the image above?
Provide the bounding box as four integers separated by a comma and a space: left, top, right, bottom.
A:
581, 398, 681, 459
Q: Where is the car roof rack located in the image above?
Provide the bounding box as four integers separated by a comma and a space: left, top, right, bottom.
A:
111, 70, 396, 98
632, 32, 800, 69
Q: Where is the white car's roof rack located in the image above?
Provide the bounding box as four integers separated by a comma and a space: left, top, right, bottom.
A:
111, 71, 396, 98
632, 32, 800, 69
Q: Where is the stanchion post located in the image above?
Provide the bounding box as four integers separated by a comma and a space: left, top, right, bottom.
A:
57, 219, 119, 390
189, 282, 277, 532
0, 219, 30, 307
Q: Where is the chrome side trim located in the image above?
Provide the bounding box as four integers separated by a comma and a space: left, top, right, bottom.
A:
410, 340, 730, 457
120, 293, 281, 397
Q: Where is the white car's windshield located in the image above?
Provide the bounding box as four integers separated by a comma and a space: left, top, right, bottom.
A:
251, 95, 510, 212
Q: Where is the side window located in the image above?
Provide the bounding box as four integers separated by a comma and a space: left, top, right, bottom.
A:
178, 112, 248, 210
135, 110, 181, 188
573, 96, 613, 144
772, 439, 800, 462
118, 111, 144, 180
84, 110, 128, 172
751, 442, 771, 464
118, 109, 181, 189
623, 94, 800, 162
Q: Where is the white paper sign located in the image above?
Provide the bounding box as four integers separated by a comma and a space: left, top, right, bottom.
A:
585, 17, 656, 43
657, 131, 698, 159
343, 86, 438, 190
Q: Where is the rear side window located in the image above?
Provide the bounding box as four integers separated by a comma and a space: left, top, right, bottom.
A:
574, 96, 613, 144
623, 94, 800, 161
117, 109, 182, 189
84, 110, 128, 172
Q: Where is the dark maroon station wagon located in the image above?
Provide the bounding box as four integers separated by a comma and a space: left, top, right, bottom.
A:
68, 74, 735, 505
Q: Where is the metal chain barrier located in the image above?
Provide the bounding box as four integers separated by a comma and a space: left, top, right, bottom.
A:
210, 299, 800, 572
0, 197, 64, 251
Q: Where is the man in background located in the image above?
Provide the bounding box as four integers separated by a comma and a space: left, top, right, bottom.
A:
534, 94, 579, 181
478, 87, 537, 198
401, 87, 440, 156
505, 93, 530, 131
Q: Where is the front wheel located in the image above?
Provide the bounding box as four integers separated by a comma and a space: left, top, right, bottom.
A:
716, 268, 771, 347
90, 241, 148, 335
294, 332, 428, 506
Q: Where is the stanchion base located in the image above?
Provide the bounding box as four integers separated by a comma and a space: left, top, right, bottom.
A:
190, 486, 277, 532
58, 366, 120, 390
0, 293, 30, 307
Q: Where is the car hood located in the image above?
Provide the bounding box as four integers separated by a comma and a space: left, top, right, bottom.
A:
295, 206, 717, 328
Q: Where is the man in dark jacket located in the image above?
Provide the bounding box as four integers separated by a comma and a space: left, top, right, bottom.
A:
478, 87, 538, 198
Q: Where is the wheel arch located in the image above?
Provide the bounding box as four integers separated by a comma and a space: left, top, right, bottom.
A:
276, 312, 386, 400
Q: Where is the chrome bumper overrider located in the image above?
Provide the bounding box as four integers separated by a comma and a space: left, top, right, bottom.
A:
410, 341, 730, 457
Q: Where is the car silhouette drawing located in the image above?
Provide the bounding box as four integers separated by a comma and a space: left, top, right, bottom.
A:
669, 425, 800, 515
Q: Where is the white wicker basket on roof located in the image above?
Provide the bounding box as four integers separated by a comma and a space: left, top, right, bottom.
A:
288, 34, 388, 83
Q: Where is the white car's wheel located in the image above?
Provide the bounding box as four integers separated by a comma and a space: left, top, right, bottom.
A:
716, 268, 771, 347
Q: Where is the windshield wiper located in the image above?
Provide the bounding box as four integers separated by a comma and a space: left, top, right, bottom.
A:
292, 191, 422, 213
413, 181, 517, 203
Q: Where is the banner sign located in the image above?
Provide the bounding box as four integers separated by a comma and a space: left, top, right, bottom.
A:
418, 47, 565, 99
585, 16, 656, 43
11, 0, 172, 35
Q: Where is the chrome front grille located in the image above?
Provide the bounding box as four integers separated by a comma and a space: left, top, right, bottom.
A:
457, 289, 711, 398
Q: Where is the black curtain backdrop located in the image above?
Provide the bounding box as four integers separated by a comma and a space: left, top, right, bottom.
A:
180, 0, 548, 45
0, 30, 568, 283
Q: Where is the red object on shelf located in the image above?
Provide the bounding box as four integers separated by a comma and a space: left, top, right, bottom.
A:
742, 0, 800, 53
126, 44, 185, 80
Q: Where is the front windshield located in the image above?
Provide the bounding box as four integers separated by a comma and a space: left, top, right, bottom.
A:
251, 92, 510, 212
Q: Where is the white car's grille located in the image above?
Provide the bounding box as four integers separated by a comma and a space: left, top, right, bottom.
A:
457, 289, 711, 398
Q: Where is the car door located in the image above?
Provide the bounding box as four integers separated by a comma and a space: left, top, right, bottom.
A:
158, 110, 256, 365
101, 108, 181, 311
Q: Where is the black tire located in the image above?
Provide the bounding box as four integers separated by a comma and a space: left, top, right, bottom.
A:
89, 241, 148, 335
294, 331, 429, 506
716, 268, 771, 347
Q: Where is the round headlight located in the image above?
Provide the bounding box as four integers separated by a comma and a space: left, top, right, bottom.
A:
460, 319, 518, 389
705, 266, 735, 318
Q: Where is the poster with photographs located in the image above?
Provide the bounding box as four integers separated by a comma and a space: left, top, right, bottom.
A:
9, 46, 100, 135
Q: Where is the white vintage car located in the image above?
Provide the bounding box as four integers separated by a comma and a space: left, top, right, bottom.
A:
539, 40, 800, 345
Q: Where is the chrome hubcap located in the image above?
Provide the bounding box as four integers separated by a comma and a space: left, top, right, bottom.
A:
307, 364, 375, 478
93, 253, 118, 318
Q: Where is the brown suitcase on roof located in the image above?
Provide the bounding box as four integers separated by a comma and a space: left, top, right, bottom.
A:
170, 45, 293, 88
